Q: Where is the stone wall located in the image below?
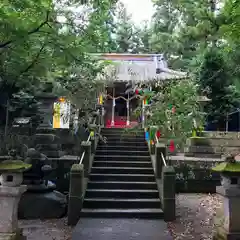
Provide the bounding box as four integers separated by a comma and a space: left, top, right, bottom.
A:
169, 159, 222, 193
203, 131, 240, 139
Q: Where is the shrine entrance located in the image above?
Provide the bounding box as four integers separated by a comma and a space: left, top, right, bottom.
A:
104, 82, 139, 128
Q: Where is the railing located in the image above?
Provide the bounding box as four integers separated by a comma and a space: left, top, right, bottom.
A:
79, 109, 99, 165
155, 135, 167, 167
79, 135, 91, 165
68, 109, 101, 226
145, 127, 176, 222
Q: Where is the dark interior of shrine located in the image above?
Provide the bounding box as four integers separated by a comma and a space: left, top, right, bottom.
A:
105, 82, 138, 120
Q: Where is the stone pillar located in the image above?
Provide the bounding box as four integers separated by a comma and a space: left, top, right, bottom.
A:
0, 171, 27, 240
213, 185, 240, 240
162, 166, 176, 222
81, 141, 92, 177
35, 92, 58, 130
150, 142, 155, 155
67, 164, 84, 226
155, 143, 166, 178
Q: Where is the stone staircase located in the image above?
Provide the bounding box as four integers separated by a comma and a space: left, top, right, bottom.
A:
81, 128, 163, 219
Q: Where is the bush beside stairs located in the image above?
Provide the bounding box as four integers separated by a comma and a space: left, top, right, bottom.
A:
80, 127, 164, 219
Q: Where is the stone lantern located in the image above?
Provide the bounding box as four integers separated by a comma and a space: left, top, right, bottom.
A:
212, 154, 240, 240
0, 160, 31, 240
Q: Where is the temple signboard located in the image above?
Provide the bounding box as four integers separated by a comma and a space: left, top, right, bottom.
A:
53, 97, 71, 129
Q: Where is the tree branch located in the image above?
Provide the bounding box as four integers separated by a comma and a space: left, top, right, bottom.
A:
19, 42, 46, 76
0, 11, 50, 49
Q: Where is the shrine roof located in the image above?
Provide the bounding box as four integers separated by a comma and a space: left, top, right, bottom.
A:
91, 53, 188, 82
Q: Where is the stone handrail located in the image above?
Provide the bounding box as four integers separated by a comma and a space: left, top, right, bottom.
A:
146, 127, 176, 221
67, 109, 102, 226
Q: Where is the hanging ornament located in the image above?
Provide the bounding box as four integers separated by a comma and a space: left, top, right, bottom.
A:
150, 128, 155, 141
90, 131, 94, 137
172, 106, 176, 113
169, 140, 175, 152
99, 95, 103, 105
156, 130, 161, 138
135, 89, 139, 94
145, 131, 149, 141
192, 129, 197, 137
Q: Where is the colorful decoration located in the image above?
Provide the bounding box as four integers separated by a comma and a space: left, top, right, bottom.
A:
53, 100, 71, 129
143, 98, 148, 105
145, 131, 149, 141
150, 127, 155, 141
172, 106, 176, 113
150, 140, 154, 145
169, 140, 175, 152
156, 130, 161, 138
192, 129, 197, 137
99, 94, 103, 105
90, 131, 94, 137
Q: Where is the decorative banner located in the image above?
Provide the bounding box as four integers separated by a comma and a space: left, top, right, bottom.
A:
145, 131, 149, 141
98, 94, 103, 105
169, 140, 175, 152
156, 130, 161, 138
53, 97, 71, 129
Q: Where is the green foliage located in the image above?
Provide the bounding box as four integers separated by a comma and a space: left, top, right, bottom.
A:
0, 0, 119, 128
212, 162, 240, 172
143, 79, 204, 147
198, 48, 239, 122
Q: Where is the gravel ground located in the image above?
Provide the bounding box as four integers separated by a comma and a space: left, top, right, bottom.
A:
19, 193, 222, 240
169, 193, 223, 240
19, 218, 72, 240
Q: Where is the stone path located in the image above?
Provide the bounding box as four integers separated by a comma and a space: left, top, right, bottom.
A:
72, 218, 172, 240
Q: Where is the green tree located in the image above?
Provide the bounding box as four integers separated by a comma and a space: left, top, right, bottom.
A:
198, 48, 238, 128
143, 79, 203, 147
113, 2, 142, 53
0, 0, 119, 133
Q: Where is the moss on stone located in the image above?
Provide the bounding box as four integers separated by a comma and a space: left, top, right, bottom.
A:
212, 162, 240, 172
71, 164, 83, 172
0, 160, 32, 172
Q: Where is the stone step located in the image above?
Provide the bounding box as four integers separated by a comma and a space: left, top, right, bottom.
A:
104, 138, 146, 143
94, 155, 151, 161
99, 141, 147, 146
102, 133, 145, 138
101, 128, 144, 133
184, 152, 222, 158
80, 208, 164, 219
88, 181, 158, 190
95, 150, 149, 156
97, 145, 149, 151
83, 198, 161, 209
89, 173, 155, 182
93, 161, 152, 168
91, 167, 154, 175
103, 135, 145, 140
85, 189, 159, 198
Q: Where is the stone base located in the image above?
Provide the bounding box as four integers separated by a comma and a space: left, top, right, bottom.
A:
25, 181, 56, 193
0, 229, 26, 240
213, 228, 240, 240
18, 190, 67, 219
